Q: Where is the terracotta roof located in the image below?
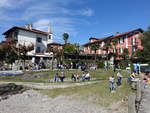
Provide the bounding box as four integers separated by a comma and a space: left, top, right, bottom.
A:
3, 26, 48, 36
83, 28, 143, 47
89, 37, 99, 40
83, 36, 113, 46
111, 28, 143, 39
47, 42, 63, 46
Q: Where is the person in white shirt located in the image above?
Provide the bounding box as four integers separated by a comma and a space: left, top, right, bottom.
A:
117, 71, 123, 87
109, 75, 115, 92
85, 72, 90, 81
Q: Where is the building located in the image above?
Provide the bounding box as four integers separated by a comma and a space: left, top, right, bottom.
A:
83, 28, 144, 59
3, 24, 53, 64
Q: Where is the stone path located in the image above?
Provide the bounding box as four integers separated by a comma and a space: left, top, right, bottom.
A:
138, 85, 150, 113
0, 81, 99, 89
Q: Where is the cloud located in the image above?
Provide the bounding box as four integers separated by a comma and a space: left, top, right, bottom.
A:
0, 0, 9, 8
0, 0, 31, 9
33, 18, 77, 42
0, 0, 94, 43
21, 0, 94, 20
80, 9, 94, 16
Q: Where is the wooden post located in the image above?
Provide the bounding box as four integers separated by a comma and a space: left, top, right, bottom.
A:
136, 80, 141, 102
128, 95, 136, 113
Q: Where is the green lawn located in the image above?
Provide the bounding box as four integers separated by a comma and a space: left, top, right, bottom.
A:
0, 69, 129, 83
39, 79, 134, 107
0, 69, 135, 107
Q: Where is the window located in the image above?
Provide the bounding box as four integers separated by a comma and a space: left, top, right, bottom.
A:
120, 37, 125, 44
131, 38, 136, 45
13, 31, 18, 38
37, 37, 42, 43
120, 48, 123, 54
122, 36, 125, 43
49, 35, 52, 40
132, 47, 136, 53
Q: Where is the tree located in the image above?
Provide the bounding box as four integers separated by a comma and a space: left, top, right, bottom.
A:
90, 42, 99, 62
101, 41, 112, 70
122, 48, 129, 60
47, 46, 64, 70
135, 27, 150, 63
0, 43, 18, 69
63, 43, 76, 54
63, 33, 69, 44
18, 44, 34, 70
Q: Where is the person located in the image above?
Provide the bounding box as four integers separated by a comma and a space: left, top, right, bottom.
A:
127, 72, 136, 83
82, 72, 86, 81
71, 73, 76, 81
54, 73, 59, 82
109, 75, 115, 93
76, 74, 80, 81
85, 72, 90, 81
116, 71, 123, 87
59, 72, 65, 82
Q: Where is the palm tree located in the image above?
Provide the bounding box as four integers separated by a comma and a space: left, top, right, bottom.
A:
111, 38, 118, 54
90, 42, 100, 62
111, 38, 118, 65
102, 41, 111, 70
122, 48, 129, 60
63, 33, 69, 44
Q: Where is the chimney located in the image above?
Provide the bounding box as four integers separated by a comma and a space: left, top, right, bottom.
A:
29, 24, 33, 30
115, 32, 120, 35
25, 24, 33, 30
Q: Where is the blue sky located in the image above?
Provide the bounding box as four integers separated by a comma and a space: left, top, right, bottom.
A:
0, 0, 150, 44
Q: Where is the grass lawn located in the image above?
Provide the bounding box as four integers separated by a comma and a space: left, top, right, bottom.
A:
39, 79, 134, 107
0, 69, 129, 83
0, 69, 135, 108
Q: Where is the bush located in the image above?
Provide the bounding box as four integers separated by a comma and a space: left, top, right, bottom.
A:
119, 60, 129, 69
96, 60, 104, 68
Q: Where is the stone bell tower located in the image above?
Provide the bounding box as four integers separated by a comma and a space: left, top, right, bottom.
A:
47, 24, 53, 43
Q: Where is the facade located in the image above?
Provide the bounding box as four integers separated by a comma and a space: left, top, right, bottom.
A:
3, 24, 53, 64
83, 28, 143, 59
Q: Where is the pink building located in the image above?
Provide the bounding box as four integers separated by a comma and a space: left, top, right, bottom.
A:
83, 28, 143, 59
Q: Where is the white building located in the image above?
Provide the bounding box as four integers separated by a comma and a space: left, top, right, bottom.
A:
3, 24, 53, 64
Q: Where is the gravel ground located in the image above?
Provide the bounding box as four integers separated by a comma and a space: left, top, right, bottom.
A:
138, 85, 150, 113
0, 89, 128, 113
0, 90, 108, 113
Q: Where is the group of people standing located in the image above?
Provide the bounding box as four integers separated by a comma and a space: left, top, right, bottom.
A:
109, 71, 123, 93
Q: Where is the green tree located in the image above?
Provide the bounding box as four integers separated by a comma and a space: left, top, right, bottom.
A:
47, 46, 64, 70
63, 43, 76, 54
63, 33, 69, 44
0, 43, 18, 69
90, 42, 99, 62
135, 27, 150, 63
18, 44, 34, 70
123, 48, 129, 60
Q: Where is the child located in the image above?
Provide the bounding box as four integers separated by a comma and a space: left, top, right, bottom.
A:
109, 75, 115, 93
54, 73, 59, 82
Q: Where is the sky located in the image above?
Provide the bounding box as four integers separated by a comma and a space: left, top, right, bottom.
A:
0, 0, 150, 44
